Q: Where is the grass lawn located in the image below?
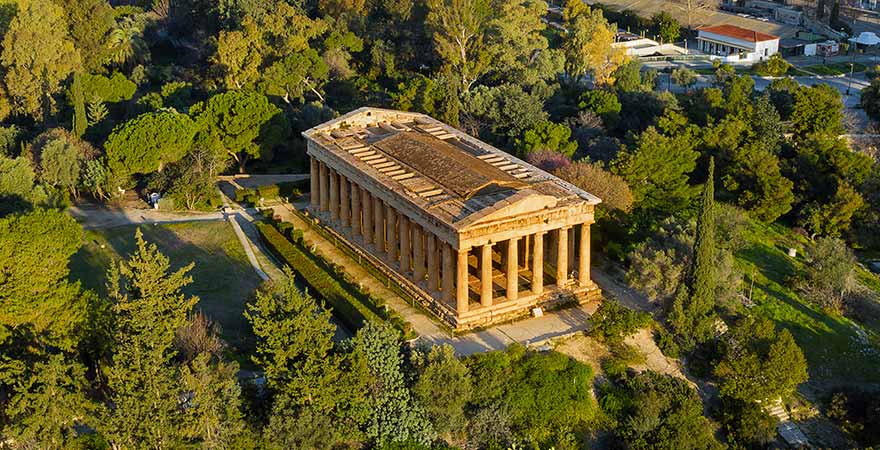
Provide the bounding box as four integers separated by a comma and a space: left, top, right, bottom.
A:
734, 221, 880, 387
801, 62, 867, 76
69, 221, 263, 354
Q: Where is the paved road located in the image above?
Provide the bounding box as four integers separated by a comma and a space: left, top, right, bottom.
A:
69, 205, 227, 229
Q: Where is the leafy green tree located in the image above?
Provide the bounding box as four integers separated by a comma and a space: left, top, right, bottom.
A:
669, 158, 717, 347
3, 354, 93, 450
579, 88, 621, 126
797, 236, 857, 311
651, 11, 680, 43
612, 371, 725, 450
485, 0, 563, 86
214, 20, 263, 90
612, 126, 699, 215
79, 72, 137, 103
352, 323, 434, 446
463, 83, 547, 144
392, 75, 461, 126
0, 155, 41, 204
799, 181, 864, 238
105, 111, 197, 179
721, 399, 778, 448
766, 77, 799, 119
715, 317, 808, 403
260, 49, 330, 105
190, 90, 288, 173
1, 0, 82, 121
99, 229, 198, 449
671, 67, 697, 91
245, 272, 338, 405
588, 300, 652, 344
752, 53, 790, 76
426, 0, 491, 91
722, 143, 794, 223
790, 84, 845, 139
71, 73, 87, 137
861, 77, 880, 120
31, 129, 98, 196
56, 0, 115, 71
0, 124, 21, 156
412, 344, 472, 436
613, 60, 655, 93
179, 353, 248, 449
0, 210, 86, 350
515, 120, 577, 158
562, 2, 625, 85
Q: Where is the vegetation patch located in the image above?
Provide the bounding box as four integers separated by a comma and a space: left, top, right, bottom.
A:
69, 221, 261, 351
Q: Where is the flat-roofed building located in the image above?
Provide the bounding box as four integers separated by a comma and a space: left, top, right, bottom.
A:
303, 107, 601, 330
697, 24, 780, 62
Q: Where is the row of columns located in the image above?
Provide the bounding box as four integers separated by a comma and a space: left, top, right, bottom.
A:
310, 157, 592, 316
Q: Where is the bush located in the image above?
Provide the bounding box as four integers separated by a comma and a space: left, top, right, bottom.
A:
588, 300, 652, 344
752, 54, 790, 77
257, 184, 280, 199
235, 188, 254, 203
255, 222, 382, 330
655, 327, 680, 358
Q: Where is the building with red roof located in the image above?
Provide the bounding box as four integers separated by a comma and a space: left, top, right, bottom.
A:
697, 24, 780, 62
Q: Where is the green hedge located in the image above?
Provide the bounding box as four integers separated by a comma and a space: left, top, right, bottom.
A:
255, 222, 384, 331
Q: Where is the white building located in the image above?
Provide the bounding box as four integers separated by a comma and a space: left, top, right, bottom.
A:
697, 24, 780, 62
611, 33, 689, 57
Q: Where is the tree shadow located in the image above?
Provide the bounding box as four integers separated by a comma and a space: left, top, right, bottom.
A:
69, 222, 262, 355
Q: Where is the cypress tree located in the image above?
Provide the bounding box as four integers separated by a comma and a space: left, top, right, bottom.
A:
670, 157, 717, 346
71, 72, 87, 137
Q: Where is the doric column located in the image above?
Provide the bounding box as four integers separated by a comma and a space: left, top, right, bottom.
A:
532, 232, 544, 295
373, 195, 384, 253
385, 203, 397, 262
427, 234, 439, 292
456, 248, 469, 314
506, 238, 518, 301
319, 162, 329, 212
442, 242, 454, 303
399, 215, 410, 272
339, 175, 350, 227
351, 182, 360, 235
329, 169, 339, 221
557, 227, 569, 286
480, 243, 494, 307
309, 157, 319, 208
361, 189, 372, 244
413, 224, 425, 281
579, 223, 591, 286
568, 227, 575, 273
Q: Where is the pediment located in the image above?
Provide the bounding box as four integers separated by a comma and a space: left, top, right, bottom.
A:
456, 190, 558, 229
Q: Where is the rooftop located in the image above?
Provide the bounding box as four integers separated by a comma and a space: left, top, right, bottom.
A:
698, 24, 779, 42
303, 107, 600, 231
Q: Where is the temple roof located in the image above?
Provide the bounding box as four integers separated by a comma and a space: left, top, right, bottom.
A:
303, 107, 601, 230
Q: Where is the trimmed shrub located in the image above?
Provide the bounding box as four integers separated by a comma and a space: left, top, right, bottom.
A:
257, 184, 280, 199
235, 188, 255, 203
255, 222, 382, 330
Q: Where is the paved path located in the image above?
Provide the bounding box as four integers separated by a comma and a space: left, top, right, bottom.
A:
69, 205, 226, 229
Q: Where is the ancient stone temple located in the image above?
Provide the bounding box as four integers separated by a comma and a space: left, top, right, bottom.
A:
303, 107, 601, 330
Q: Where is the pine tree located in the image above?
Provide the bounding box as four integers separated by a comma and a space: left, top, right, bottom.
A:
670, 158, 717, 347
244, 269, 338, 407
99, 228, 197, 449
3, 354, 94, 450
71, 72, 87, 137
